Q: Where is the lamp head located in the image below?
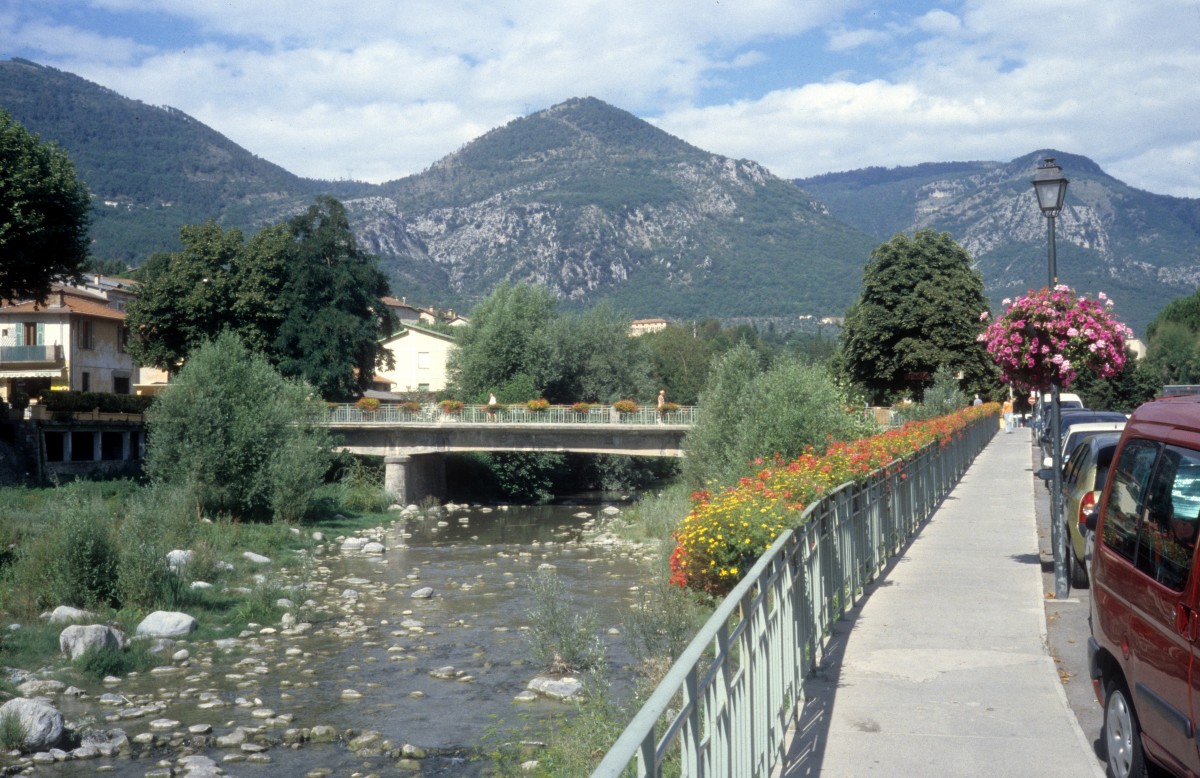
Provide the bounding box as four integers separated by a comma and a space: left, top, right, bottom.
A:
1032, 157, 1069, 216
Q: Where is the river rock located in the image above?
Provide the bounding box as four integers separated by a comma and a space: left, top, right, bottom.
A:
17, 678, 66, 697
349, 730, 385, 755
46, 605, 96, 624
166, 549, 194, 570
59, 624, 125, 660
0, 698, 64, 750
215, 727, 249, 747
136, 611, 197, 638
362, 541, 386, 555
410, 587, 434, 599
601, 506, 621, 515
527, 676, 583, 701
177, 754, 223, 776
340, 537, 367, 552
308, 724, 338, 742
243, 552, 271, 564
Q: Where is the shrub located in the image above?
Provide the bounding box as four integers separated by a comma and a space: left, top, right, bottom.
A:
0, 711, 23, 751
144, 332, 332, 521
524, 571, 605, 674
40, 391, 153, 414
612, 399, 638, 414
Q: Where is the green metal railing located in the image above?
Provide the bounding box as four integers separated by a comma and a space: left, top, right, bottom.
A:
592, 414, 996, 778
326, 403, 699, 426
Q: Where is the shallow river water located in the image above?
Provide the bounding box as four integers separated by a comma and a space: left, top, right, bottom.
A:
43, 500, 659, 776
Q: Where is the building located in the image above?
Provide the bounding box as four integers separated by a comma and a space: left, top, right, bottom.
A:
376, 323, 457, 394
0, 285, 138, 403
382, 296, 470, 329
630, 318, 669, 337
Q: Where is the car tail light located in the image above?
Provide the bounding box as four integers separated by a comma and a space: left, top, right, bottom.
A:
1079, 490, 1098, 529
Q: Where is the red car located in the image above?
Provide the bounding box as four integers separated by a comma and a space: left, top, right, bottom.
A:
1089, 395, 1200, 778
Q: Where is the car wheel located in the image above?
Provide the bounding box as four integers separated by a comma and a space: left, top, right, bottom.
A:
1068, 524, 1089, 589
1104, 677, 1148, 778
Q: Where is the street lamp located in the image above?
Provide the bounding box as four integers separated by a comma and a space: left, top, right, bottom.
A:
1032, 157, 1069, 597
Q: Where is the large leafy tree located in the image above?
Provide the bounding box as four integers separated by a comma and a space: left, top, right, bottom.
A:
127, 197, 394, 399
840, 230, 996, 404
274, 197, 394, 400
0, 110, 91, 302
448, 281, 559, 402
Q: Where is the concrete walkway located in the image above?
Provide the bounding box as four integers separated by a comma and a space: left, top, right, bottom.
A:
776, 428, 1105, 778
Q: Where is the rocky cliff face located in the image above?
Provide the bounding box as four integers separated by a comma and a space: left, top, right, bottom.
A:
342, 98, 875, 317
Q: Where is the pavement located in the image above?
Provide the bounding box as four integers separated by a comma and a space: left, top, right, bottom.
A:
775, 427, 1107, 778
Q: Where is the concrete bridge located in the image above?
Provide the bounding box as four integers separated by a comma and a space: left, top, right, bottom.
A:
324, 403, 695, 503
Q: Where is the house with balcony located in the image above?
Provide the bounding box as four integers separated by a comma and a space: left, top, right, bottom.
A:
0, 285, 137, 403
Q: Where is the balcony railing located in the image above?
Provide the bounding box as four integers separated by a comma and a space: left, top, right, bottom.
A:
0, 344, 62, 365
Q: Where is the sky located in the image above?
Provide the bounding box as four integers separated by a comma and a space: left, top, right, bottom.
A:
3, 1, 1199, 196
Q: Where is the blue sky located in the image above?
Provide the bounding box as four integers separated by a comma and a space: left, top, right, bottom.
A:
2, 1, 1198, 196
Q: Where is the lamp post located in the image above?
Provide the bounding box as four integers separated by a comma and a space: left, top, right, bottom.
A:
1032, 157, 1069, 598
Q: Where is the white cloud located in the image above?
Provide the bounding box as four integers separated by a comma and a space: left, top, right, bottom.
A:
3, 0, 1199, 194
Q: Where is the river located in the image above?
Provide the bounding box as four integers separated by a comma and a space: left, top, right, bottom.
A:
44, 499, 661, 776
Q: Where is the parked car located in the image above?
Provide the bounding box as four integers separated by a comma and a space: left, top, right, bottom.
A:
1087, 395, 1200, 778
1044, 420, 1127, 472
1038, 432, 1122, 587
1032, 392, 1084, 441
1041, 410, 1127, 458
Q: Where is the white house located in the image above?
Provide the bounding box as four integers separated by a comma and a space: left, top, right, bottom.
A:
376, 323, 457, 393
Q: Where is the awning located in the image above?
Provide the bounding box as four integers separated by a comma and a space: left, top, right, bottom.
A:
0, 370, 62, 379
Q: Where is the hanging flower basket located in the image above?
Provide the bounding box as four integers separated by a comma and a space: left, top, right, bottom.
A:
979, 286, 1132, 391
571, 402, 597, 414
439, 399, 464, 414
527, 398, 550, 412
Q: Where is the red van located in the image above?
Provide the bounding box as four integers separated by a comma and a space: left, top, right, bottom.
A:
1089, 395, 1200, 778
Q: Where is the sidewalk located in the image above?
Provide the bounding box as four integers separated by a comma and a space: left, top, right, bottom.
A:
776, 428, 1105, 777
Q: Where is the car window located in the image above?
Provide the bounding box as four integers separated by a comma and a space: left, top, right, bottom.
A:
1093, 444, 1118, 491
1102, 438, 1160, 567
1064, 443, 1091, 488
1142, 445, 1200, 591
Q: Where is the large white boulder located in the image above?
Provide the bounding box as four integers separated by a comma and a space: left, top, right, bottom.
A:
0, 698, 64, 750
45, 606, 95, 624
166, 549, 194, 570
136, 611, 197, 638
59, 624, 125, 660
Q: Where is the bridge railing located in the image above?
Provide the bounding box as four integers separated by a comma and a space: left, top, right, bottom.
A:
326, 403, 699, 426
591, 413, 996, 778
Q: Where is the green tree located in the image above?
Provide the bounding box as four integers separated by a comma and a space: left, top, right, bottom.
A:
840, 230, 996, 404
683, 346, 867, 487
144, 331, 332, 520
126, 198, 394, 399
125, 221, 242, 371
1073, 349, 1161, 414
0, 109, 91, 303
448, 281, 559, 402
534, 302, 654, 403
1144, 289, 1200, 385
640, 324, 716, 405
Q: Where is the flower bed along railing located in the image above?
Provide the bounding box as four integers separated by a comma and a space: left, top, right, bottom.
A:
593, 404, 999, 778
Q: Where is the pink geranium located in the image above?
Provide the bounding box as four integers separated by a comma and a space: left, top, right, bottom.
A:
978, 286, 1132, 390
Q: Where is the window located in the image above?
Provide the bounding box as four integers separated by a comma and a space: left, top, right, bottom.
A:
21, 322, 43, 346
118, 325, 126, 353
417, 383, 430, 392
79, 320, 94, 350
113, 375, 130, 394
417, 351, 430, 369
80, 371, 90, 392
1102, 438, 1159, 567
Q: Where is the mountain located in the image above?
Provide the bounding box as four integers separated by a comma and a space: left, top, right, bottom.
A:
4, 58, 1197, 331
0, 59, 369, 263
796, 153, 1200, 334
347, 97, 879, 317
